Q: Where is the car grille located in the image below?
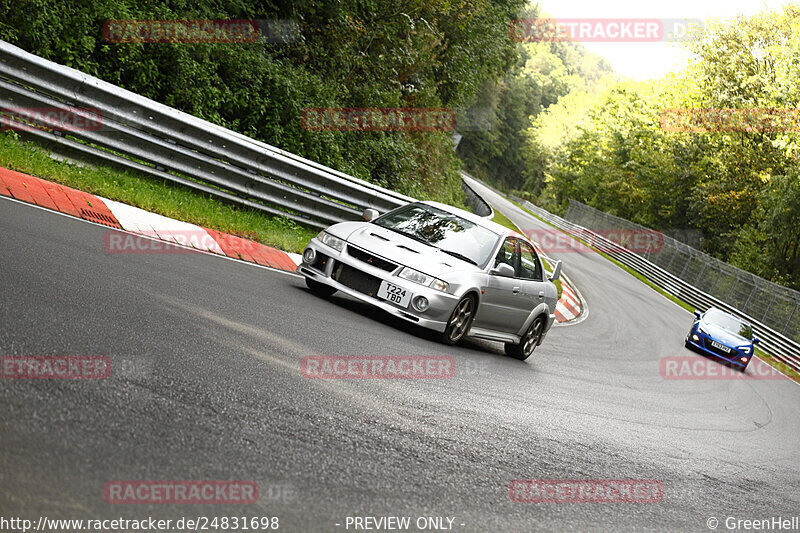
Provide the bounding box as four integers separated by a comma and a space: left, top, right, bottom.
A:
346, 245, 398, 272
333, 264, 382, 297
704, 338, 734, 357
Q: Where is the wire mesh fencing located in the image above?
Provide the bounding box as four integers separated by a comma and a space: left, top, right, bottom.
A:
564, 199, 800, 343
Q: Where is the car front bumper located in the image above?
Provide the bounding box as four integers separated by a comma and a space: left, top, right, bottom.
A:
297, 239, 462, 333
686, 329, 751, 368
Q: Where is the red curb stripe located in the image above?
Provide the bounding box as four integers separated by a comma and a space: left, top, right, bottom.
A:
0, 171, 11, 197
554, 308, 567, 322
0, 166, 122, 229
203, 228, 297, 272
228, 235, 257, 264
249, 250, 278, 269
0, 168, 36, 204
40, 182, 83, 218
15, 175, 60, 212
65, 189, 123, 229
265, 247, 299, 271
248, 243, 282, 270
204, 229, 242, 260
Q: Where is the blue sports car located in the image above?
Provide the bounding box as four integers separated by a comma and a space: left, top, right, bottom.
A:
685, 307, 760, 370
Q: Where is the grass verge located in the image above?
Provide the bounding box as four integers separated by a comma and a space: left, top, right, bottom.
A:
0, 132, 317, 253
509, 197, 799, 383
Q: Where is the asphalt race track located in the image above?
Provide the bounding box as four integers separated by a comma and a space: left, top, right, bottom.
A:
2, 192, 799, 532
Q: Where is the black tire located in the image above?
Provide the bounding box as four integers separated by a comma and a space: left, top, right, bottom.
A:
305, 277, 337, 297
441, 295, 476, 346
505, 315, 545, 361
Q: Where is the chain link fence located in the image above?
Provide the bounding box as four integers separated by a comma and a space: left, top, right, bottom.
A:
564, 199, 800, 344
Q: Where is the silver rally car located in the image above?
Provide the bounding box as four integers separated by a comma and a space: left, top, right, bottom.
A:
297, 201, 561, 360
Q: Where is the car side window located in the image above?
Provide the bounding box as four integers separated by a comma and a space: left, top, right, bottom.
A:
495, 238, 518, 272
518, 240, 543, 281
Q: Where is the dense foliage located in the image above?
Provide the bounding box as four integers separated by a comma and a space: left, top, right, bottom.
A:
0, 0, 526, 205
456, 6, 614, 190
519, 6, 800, 289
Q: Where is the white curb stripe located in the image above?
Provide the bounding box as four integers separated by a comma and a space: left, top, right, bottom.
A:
102, 198, 225, 255
556, 301, 576, 320
287, 252, 303, 266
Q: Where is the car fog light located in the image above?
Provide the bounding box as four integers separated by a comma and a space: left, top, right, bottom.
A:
692, 334, 699, 342
303, 248, 316, 264
413, 296, 430, 312
741, 357, 747, 363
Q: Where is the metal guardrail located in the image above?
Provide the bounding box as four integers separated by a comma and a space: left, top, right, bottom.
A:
510, 196, 800, 371
461, 175, 493, 219
565, 200, 800, 342
0, 41, 414, 229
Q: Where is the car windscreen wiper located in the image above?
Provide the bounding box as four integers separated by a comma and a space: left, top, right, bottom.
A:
440, 249, 478, 265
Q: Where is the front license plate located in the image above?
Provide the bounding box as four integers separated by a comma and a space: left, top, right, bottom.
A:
378, 281, 411, 308
711, 340, 731, 353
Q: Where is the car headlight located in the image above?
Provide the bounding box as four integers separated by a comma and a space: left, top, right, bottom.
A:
318, 231, 345, 252
696, 323, 707, 335
739, 346, 751, 354
398, 267, 448, 292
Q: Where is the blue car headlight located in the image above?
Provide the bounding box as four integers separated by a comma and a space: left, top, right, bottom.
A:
739, 346, 751, 354
696, 323, 707, 335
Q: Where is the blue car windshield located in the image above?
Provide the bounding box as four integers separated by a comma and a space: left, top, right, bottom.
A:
705, 309, 752, 339
373, 203, 500, 267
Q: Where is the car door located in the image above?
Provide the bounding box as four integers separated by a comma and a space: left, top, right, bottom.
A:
516, 240, 549, 319
476, 238, 531, 334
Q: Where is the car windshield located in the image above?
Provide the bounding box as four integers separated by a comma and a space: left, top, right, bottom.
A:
704, 309, 752, 339
373, 203, 500, 266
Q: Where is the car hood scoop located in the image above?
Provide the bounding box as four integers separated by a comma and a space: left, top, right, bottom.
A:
346, 226, 472, 276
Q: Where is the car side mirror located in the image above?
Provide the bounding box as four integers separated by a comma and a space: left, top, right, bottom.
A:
547, 260, 562, 282
693, 310, 702, 319
753, 337, 760, 345
490, 263, 515, 277
362, 208, 379, 222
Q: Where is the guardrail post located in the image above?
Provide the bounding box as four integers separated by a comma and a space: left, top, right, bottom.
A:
762, 290, 776, 322
694, 259, 707, 285
783, 301, 799, 335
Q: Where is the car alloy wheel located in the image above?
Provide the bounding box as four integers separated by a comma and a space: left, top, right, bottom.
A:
442, 295, 475, 345
505, 315, 544, 360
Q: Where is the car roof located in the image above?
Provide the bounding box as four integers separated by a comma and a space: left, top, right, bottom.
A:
418, 200, 524, 240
